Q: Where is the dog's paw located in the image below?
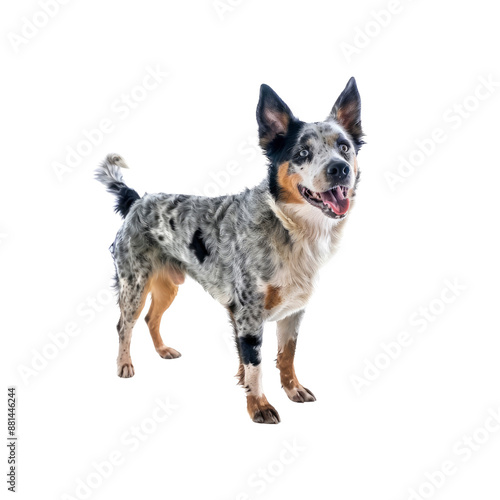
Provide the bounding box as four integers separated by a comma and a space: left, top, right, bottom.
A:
247, 395, 281, 424
117, 362, 135, 378
156, 345, 181, 359
252, 406, 281, 424
284, 385, 316, 403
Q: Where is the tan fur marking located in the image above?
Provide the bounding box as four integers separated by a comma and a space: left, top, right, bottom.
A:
144, 266, 183, 351
353, 156, 358, 175
246, 394, 271, 416
347, 157, 358, 199
277, 162, 304, 204
277, 339, 299, 390
325, 133, 339, 147
246, 394, 280, 423
264, 284, 282, 310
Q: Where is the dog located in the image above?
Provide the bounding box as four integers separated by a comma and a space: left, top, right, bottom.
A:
96, 77, 363, 424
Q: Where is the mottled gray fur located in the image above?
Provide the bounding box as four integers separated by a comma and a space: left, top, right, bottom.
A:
96, 78, 363, 423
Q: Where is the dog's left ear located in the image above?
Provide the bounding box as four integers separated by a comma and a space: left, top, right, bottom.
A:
329, 77, 363, 150
257, 84, 295, 148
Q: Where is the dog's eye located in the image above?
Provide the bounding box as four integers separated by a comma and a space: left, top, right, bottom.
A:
339, 143, 350, 153
299, 149, 309, 158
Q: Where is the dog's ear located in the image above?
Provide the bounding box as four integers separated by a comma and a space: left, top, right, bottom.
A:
329, 77, 363, 150
257, 84, 295, 148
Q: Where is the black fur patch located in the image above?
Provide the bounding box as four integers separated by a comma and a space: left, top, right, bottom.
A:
239, 334, 262, 365
266, 119, 305, 200
300, 131, 319, 144
115, 187, 141, 218
189, 228, 209, 263
169, 219, 176, 231
228, 301, 237, 315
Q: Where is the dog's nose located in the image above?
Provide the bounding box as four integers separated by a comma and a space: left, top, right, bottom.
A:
326, 161, 350, 182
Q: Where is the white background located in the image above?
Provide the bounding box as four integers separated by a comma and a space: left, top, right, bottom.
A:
2, 1, 500, 499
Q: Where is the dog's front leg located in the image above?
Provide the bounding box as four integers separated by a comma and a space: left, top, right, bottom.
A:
277, 310, 316, 403
235, 319, 280, 424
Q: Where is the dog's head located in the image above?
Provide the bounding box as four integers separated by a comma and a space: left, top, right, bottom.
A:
257, 78, 363, 222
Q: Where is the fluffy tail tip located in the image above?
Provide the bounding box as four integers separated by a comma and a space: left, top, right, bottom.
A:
95, 153, 131, 192
106, 153, 129, 169
96, 153, 140, 218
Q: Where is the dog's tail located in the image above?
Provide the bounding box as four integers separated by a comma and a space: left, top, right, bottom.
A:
95, 154, 141, 218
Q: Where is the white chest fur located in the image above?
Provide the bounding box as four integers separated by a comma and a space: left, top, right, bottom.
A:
263, 202, 347, 322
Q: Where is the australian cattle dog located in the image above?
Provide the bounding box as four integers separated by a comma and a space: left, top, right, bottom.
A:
96, 77, 364, 423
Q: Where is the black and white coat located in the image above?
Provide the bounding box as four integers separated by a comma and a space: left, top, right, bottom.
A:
96, 77, 363, 424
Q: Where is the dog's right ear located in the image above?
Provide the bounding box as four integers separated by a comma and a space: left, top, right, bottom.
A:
328, 77, 363, 151
256, 84, 294, 149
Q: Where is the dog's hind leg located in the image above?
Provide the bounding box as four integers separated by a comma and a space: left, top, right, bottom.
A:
116, 277, 151, 378
276, 310, 316, 403
144, 267, 183, 359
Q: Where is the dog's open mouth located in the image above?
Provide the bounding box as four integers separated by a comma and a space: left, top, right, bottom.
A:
299, 185, 350, 219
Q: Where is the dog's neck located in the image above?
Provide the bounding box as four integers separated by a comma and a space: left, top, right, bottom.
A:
266, 194, 349, 248
261, 194, 348, 291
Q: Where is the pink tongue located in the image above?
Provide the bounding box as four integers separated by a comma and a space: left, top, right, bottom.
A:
320, 187, 350, 215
